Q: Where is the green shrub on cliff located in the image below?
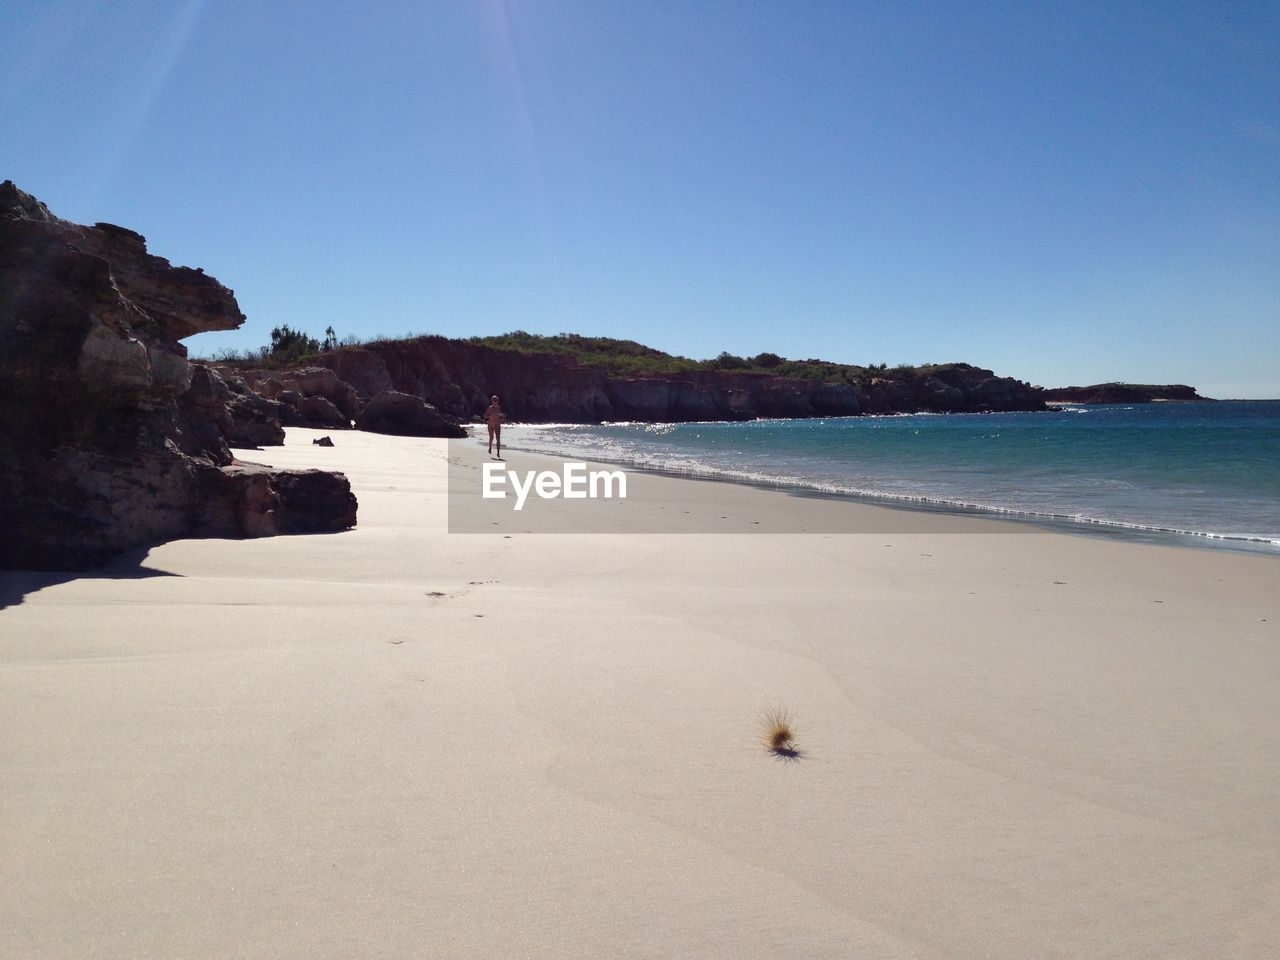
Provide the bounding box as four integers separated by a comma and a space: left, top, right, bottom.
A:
468, 332, 873, 381
202, 327, 968, 387
268, 325, 320, 363
468, 331, 702, 376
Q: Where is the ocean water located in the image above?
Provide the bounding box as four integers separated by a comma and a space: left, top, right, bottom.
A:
502, 401, 1280, 552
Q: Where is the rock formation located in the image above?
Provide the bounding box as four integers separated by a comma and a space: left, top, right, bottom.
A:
211, 365, 361, 431
302, 338, 1046, 422
355, 390, 468, 437
0, 181, 357, 571
210, 362, 472, 437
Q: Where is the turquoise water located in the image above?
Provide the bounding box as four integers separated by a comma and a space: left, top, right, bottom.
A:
504, 401, 1280, 551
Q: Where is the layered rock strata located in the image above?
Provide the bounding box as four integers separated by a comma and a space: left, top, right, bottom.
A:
309, 339, 1047, 423
0, 181, 357, 570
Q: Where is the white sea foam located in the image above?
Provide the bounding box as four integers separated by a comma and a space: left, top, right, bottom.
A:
499, 412, 1280, 553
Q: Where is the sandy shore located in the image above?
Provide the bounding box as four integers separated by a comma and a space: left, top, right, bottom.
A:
3, 428, 1278, 958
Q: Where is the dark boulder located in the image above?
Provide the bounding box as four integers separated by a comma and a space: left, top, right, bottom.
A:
296, 395, 350, 429
198, 464, 357, 538
355, 390, 467, 438
272, 469, 358, 532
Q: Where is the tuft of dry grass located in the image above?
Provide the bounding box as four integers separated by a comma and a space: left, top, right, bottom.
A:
759, 707, 802, 759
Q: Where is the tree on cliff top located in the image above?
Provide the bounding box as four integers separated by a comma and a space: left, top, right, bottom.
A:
268, 325, 320, 364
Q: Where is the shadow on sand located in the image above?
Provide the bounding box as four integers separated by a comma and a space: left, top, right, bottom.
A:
770, 745, 805, 762
0, 547, 181, 612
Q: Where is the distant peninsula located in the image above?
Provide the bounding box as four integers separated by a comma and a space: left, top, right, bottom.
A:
1041, 383, 1214, 404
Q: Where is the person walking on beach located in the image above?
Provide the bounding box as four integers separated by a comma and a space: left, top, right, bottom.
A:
484, 395, 503, 457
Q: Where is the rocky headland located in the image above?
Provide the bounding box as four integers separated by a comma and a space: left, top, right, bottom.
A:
212, 335, 1048, 426
0, 182, 357, 570
1041, 383, 1213, 404
322, 338, 1049, 421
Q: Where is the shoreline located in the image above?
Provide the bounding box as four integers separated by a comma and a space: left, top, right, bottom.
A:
490, 425, 1280, 557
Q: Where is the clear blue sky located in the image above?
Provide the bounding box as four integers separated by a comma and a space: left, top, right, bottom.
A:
3, 1, 1277, 397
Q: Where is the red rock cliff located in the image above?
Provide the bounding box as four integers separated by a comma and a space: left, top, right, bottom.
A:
316, 338, 1046, 422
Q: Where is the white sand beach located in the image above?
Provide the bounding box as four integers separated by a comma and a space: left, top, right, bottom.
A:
3, 427, 1278, 959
